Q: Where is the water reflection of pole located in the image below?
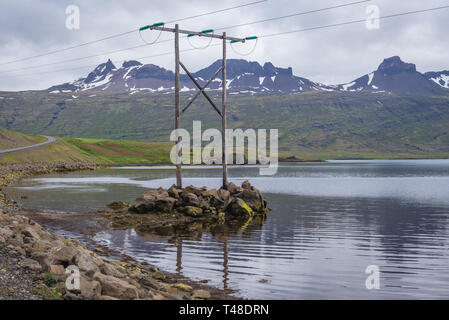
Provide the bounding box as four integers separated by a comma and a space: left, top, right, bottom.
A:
176, 238, 183, 273
223, 235, 229, 290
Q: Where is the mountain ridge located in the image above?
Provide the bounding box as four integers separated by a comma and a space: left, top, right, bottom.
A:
48, 56, 449, 96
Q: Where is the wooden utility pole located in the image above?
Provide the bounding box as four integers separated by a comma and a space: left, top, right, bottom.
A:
222, 32, 228, 187
174, 24, 182, 188
145, 24, 246, 188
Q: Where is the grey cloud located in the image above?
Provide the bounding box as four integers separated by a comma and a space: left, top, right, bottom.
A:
1, 0, 448, 91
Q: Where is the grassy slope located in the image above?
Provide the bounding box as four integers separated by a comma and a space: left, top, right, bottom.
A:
0, 128, 46, 150
0, 136, 172, 165
1, 90, 449, 159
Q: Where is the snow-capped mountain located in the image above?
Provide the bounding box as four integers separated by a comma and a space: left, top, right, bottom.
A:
48, 59, 332, 94
424, 70, 449, 89
48, 56, 448, 95
337, 56, 446, 95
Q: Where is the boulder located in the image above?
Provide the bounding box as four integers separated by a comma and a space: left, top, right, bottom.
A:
74, 250, 99, 277
181, 192, 200, 207
183, 185, 205, 196
142, 188, 169, 200
93, 273, 139, 300
47, 245, 77, 267
179, 206, 203, 218
240, 188, 265, 212
49, 264, 66, 276
79, 276, 102, 299
20, 258, 42, 271
155, 197, 177, 213
193, 289, 211, 299
226, 198, 254, 218
0, 226, 13, 239
227, 182, 243, 194
107, 201, 129, 210
173, 283, 193, 293
241, 180, 252, 190
152, 271, 165, 280
168, 184, 182, 199
201, 188, 218, 198
217, 188, 231, 202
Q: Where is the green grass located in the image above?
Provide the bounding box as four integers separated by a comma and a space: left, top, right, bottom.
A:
0, 135, 173, 165
0, 128, 46, 150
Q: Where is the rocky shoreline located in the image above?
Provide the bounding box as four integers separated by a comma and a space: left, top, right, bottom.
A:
0, 163, 245, 300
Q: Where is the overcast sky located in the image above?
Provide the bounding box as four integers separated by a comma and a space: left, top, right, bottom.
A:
0, 0, 448, 91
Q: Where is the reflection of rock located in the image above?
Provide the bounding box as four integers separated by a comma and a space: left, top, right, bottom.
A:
130, 180, 268, 219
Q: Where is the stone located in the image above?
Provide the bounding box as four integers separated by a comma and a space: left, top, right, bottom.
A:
217, 188, 231, 202
8, 245, 26, 256
241, 180, 252, 190
107, 201, 129, 210
79, 277, 102, 299
193, 289, 211, 299
152, 271, 165, 280
132, 198, 156, 213
142, 188, 169, 200
49, 264, 65, 275
21, 226, 41, 240
93, 273, 139, 300
201, 189, 218, 198
155, 197, 177, 213
168, 184, 182, 199
227, 182, 243, 194
183, 185, 205, 196
180, 206, 203, 218
173, 283, 193, 293
100, 262, 126, 278
0, 227, 13, 239
226, 198, 254, 218
20, 258, 42, 271
240, 188, 265, 211
0, 235, 5, 244
48, 245, 77, 266
181, 192, 200, 207
74, 251, 99, 277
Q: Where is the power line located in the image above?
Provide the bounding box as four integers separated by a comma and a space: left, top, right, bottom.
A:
259, 5, 449, 39
3, 4, 449, 79
0, 0, 267, 67
0, 0, 370, 74
215, 0, 371, 32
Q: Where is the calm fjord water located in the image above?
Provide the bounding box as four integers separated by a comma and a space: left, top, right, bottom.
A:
7, 160, 449, 299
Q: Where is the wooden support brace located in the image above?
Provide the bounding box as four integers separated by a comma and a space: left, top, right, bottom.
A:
180, 61, 222, 117
182, 66, 223, 114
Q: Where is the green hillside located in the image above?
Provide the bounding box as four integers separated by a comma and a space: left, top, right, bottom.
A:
1, 90, 449, 159
0, 127, 46, 150
0, 135, 172, 165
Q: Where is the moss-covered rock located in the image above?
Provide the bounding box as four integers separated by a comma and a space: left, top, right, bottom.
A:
226, 198, 254, 218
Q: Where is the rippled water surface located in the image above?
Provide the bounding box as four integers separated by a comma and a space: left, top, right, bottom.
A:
7, 160, 449, 299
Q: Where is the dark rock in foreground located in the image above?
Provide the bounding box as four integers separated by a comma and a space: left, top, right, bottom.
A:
129, 180, 268, 219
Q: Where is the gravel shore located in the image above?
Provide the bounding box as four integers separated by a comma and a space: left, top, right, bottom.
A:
0, 163, 236, 300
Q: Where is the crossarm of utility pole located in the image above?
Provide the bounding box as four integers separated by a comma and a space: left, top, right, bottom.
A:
149, 26, 245, 43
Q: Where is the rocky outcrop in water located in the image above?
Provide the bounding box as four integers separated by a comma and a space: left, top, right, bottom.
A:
129, 181, 268, 219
